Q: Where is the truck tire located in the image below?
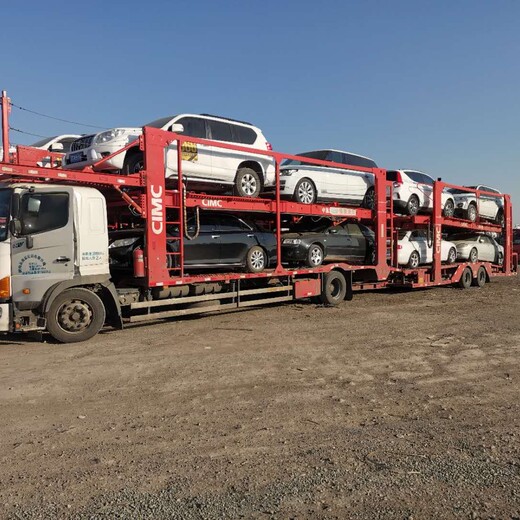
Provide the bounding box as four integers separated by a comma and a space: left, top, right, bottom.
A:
458, 267, 473, 289
320, 270, 346, 305
46, 288, 106, 343
123, 150, 144, 174
473, 266, 487, 287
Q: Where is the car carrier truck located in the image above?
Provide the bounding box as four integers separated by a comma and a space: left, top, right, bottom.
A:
0, 91, 516, 343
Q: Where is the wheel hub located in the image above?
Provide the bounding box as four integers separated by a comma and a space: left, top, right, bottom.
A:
250, 250, 264, 270
57, 300, 93, 332
241, 174, 257, 196
298, 183, 314, 204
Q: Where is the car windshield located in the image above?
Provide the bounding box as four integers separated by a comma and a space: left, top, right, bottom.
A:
281, 150, 330, 167
0, 189, 11, 241
450, 233, 478, 241
397, 230, 410, 239
144, 116, 177, 129
29, 137, 53, 147
449, 188, 473, 194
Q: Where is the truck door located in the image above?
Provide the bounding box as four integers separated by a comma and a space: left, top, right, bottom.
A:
10, 188, 75, 305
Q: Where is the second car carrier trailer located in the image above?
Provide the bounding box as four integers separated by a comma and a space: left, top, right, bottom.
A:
0, 91, 517, 343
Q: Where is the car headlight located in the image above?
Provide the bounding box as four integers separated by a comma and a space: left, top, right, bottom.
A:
109, 237, 139, 249
283, 238, 301, 245
280, 169, 298, 176
95, 129, 126, 144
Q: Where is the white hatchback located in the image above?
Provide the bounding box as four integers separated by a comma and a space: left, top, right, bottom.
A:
63, 114, 275, 198
397, 229, 457, 268
279, 150, 376, 207
387, 170, 455, 217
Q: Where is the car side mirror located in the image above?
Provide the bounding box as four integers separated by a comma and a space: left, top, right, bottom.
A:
49, 142, 64, 152
169, 124, 184, 134
329, 228, 338, 234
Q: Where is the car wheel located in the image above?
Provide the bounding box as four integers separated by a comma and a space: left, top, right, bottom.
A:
319, 270, 346, 305
235, 167, 261, 198
307, 244, 324, 267
46, 288, 105, 343
469, 247, 478, 263
496, 210, 505, 227
362, 187, 375, 210
443, 199, 455, 218
406, 195, 420, 216
122, 150, 144, 174
408, 250, 420, 268
294, 178, 317, 205
496, 251, 504, 266
447, 247, 457, 264
473, 266, 487, 287
458, 267, 473, 289
246, 246, 267, 273
466, 203, 477, 222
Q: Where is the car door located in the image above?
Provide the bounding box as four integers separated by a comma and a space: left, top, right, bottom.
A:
477, 186, 499, 219
341, 153, 374, 203
324, 151, 349, 201
477, 235, 495, 262
344, 223, 367, 261
409, 230, 431, 262
324, 224, 355, 261
10, 189, 75, 305
165, 116, 211, 181
206, 120, 238, 184
183, 215, 222, 266
216, 215, 257, 265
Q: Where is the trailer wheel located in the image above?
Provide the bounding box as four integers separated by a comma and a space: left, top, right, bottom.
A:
467, 203, 477, 222
469, 247, 478, 263
320, 271, 346, 305
473, 266, 487, 287
123, 150, 144, 174
408, 250, 420, 269
234, 167, 261, 198
46, 288, 105, 343
307, 244, 324, 267
406, 195, 420, 216
246, 246, 267, 273
458, 267, 473, 289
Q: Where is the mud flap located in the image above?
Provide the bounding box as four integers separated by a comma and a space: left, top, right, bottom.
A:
344, 270, 353, 301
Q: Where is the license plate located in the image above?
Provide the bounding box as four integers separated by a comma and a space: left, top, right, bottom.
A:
69, 152, 83, 164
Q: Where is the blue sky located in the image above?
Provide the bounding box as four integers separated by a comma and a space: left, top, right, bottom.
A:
2, 0, 519, 221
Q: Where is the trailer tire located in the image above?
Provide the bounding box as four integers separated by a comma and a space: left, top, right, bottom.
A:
122, 150, 144, 174
320, 271, 347, 305
458, 267, 473, 289
234, 167, 261, 198
473, 266, 487, 287
46, 288, 105, 343
246, 246, 267, 273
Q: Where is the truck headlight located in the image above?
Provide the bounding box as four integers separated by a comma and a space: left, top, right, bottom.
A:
95, 129, 126, 144
283, 238, 301, 245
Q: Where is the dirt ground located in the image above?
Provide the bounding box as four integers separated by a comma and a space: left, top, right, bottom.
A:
1, 275, 519, 519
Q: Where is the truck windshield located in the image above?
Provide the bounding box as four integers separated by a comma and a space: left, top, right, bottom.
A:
0, 189, 11, 241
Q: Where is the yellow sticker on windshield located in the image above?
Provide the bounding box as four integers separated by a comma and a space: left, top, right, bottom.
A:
181, 142, 198, 162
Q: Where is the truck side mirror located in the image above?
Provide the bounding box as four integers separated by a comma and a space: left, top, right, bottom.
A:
9, 218, 21, 236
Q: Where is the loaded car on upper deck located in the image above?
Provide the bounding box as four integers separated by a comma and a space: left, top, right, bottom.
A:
279, 150, 377, 208
448, 185, 504, 226
63, 114, 275, 198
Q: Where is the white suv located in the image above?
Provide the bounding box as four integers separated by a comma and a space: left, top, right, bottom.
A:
63, 114, 275, 198
449, 185, 504, 226
387, 170, 455, 217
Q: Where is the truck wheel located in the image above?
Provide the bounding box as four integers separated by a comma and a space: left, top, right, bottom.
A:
458, 267, 473, 289
246, 246, 267, 273
46, 288, 106, 343
320, 271, 346, 305
234, 167, 261, 198
123, 151, 144, 174
473, 266, 487, 287
466, 203, 477, 222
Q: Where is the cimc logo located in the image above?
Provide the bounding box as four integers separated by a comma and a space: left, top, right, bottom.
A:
150, 185, 164, 234
201, 199, 223, 208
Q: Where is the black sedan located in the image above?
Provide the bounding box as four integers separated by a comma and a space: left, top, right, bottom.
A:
282, 219, 375, 267
109, 213, 277, 273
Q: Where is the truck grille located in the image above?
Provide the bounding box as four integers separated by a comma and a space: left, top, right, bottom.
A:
70, 135, 95, 151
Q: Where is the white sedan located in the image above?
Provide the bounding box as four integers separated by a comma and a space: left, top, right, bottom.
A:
397, 229, 457, 268
449, 233, 504, 265
279, 149, 376, 207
